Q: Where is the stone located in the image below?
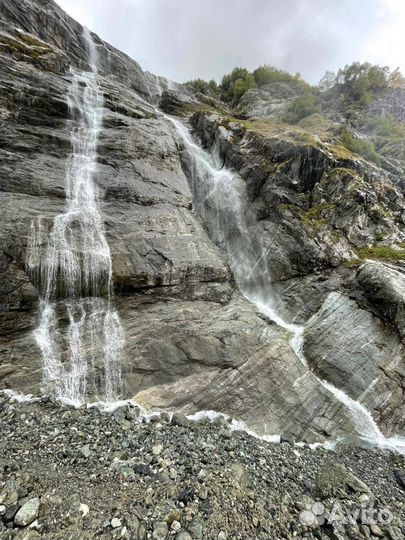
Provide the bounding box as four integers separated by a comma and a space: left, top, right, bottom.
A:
3, 504, 19, 523
188, 516, 203, 538
315, 463, 371, 499
171, 520, 181, 531
14, 497, 40, 527
175, 532, 192, 540
229, 463, 248, 487
80, 445, 91, 458
152, 521, 168, 540
370, 524, 383, 537
178, 487, 194, 505
394, 469, 405, 490
125, 404, 141, 421
171, 413, 190, 428
79, 503, 89, 517
113, 407, 127, 422
358, 493, 370, 503
152, 444, 164, 456
111, 517, 122, 528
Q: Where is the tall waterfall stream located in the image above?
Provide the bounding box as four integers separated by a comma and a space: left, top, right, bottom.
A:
26, 31, 124, 403
167, 115, 405, 453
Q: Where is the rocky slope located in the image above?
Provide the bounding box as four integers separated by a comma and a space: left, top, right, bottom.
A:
1, 393, 405, 540
0, 0, 404, 447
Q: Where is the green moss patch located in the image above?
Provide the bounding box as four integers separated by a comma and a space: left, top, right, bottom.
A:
357, 245, 405, 261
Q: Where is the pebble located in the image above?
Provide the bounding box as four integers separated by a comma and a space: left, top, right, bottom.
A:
153, 521, 168, 540
14, 497, 40, 527
370, 524, 384, 537
171, 520, 181, 531
79, 503, 89, 517
152, 443, 164, 456
111, 517, 122, 528
175, 532, 193, 540
1, 394, 404, 540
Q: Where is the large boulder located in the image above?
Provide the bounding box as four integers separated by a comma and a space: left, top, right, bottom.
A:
357, 260, 405, 342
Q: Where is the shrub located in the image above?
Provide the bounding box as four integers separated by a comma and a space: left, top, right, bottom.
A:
339, 127, 381, 164
220, 67, 255, 102
356, 245, 405, 261
186, 78, 220, 96
253, 65, 303, 86
283, 91, 320, 124
361, 114, 405, 138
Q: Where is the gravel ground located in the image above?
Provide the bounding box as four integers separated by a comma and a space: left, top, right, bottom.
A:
1, 393, 404, 540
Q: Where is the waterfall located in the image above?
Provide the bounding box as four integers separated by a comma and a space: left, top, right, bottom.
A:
26, 29, 124, 403
168, 115, 405, 453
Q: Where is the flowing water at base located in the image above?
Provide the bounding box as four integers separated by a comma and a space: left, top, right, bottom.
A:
167, 115, 405, 454
26, 31, 124, 403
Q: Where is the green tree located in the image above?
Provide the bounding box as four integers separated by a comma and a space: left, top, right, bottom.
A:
388, 68, 405, 89
220, 67, 255, 102
283, 91, 320, 123
335, 62, 393, 106
253, 65, 302, 86
319, 70, 337, 92
362, 114, 405, 138
185, 78, 220, 96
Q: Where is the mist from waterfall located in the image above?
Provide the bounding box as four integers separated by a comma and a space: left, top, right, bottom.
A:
26, 29, 124, 403
168, 115, 405, 453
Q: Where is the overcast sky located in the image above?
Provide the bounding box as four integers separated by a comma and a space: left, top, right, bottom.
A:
56, 0, 404, 84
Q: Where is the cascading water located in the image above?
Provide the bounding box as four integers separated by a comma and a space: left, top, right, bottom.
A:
168, 115, 405, 453
26, 30, 124, 403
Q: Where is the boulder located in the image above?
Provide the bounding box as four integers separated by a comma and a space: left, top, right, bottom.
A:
315, 463, 371, 499
357, 260, 405, 342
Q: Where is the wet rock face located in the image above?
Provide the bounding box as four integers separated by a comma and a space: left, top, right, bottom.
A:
189, 111, 405, 436
0, 1, 231, 393
0, 0, 362, 444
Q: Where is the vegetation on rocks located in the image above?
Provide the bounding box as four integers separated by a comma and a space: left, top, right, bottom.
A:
186, 64, 306, 103
320, 62, 405, 105
339, 127, 381, 164
356, 245, 405, 262
283, 90, 320, 124
186, 61, 405, 171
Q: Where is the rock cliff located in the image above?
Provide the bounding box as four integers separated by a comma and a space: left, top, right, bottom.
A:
0, 0, 404, 444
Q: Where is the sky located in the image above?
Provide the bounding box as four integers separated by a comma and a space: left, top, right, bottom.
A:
56, 0, 405, 85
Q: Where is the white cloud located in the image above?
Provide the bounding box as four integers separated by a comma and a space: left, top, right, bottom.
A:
55, 0, 405, 83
